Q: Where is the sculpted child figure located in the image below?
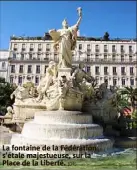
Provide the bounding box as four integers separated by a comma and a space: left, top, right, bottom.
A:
37, 61, 57, 101
4, 106, 14, 124
71, 63, 94, 100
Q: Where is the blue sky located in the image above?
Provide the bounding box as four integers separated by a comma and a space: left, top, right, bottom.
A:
0, 1, 136, 49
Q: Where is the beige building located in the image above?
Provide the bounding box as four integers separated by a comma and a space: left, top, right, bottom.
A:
8, 33, 137, 88
0, 50, 9, 81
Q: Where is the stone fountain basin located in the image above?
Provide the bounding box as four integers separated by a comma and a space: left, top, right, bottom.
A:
34, 111, 93, 124
11, 134, 113, 154
13, 104, 47, 121
21, 121, 103, 139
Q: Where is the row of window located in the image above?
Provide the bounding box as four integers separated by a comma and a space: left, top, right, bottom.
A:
86, 55, 134, 62
94, 66, 134, 75
12, 53, 58, 60
13, 47, 134, 54
10, 64, 135, 76
11, 65, 48, 74
12, 53, 135, 63
10, 76, 135, 86
79, 44, 134, 52
97, 78, 135, 86
13, 43, 51, 51
10, 76, 40, 85
13, 43, 134, 53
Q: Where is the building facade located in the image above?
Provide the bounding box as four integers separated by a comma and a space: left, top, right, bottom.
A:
8, 33, 137, 88
0, 50, 9, 81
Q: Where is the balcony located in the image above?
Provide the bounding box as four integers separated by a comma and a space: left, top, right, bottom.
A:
19, 70, 23, 74
30, 48, 34, 51
129, 50, 133, 54
46, 48, 50, 52
95, 49, 99, 53
13, 48, 17, 51
121, 58, 125, 62
121, 49, 125, 53
95, 72, 100, 75
36, 71, 40, 74
27, 70, 32, 74
121, 72, 126, 75
113, 72, 117, 75
87, 58, 90, 62
104, 49, 108, 53
112, 49, 116, 53
130, 73, 134, 76
11, 70, 15, 73
95, 58, 99, 61
21, 56, 24, 60
44, 58, 49, 61
129, 58, 133, 62
22, 48, 25, 51
104, 72, 109, 75
38, 48, 42, 51
87, 51, 91, 55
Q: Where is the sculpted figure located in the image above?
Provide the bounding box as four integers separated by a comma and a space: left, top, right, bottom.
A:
10, 80, 35, 102
10, 86, 30, 101
49, 7, 82, 68
71, 63, 91, 88
58, 76, 70, 110
71, 63, 94, 100
37, 61, 57, 101
4, 106, 14, 124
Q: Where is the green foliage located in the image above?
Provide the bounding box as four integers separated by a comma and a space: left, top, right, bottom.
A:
119, 86, 137, 108
0, 77, 5, 83
111, 92, 129, 111
131, 109, 137, 128
0, 77, 15, 115
132, 110, 137, 119
111, 86, 137, 112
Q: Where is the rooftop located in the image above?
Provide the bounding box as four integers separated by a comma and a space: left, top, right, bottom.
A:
10, 32, 137, 42
0, 49, 9, 51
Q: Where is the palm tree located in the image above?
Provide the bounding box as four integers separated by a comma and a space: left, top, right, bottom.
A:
111, 92, 129, 112
119, 86, 137, 112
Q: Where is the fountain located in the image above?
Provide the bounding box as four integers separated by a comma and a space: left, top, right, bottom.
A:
10, 7, 113, 154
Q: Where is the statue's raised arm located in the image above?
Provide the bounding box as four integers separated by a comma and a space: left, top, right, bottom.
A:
75, 7, 82, 28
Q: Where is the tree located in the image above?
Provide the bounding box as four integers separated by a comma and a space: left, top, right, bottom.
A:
119, 87, 137, 111
103, 32, 110, 41
111, 91, 129, 112
0, 77, 15, 115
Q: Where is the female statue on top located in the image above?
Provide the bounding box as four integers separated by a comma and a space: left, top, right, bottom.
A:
49, 7, 82, 68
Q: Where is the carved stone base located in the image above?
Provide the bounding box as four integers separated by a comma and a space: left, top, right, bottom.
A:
58, 68, 72, 79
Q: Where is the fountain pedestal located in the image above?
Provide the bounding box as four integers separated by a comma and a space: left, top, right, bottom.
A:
11, 110, 113, 153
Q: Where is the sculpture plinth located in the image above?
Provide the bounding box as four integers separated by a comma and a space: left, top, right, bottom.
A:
58, 68, 72, 79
